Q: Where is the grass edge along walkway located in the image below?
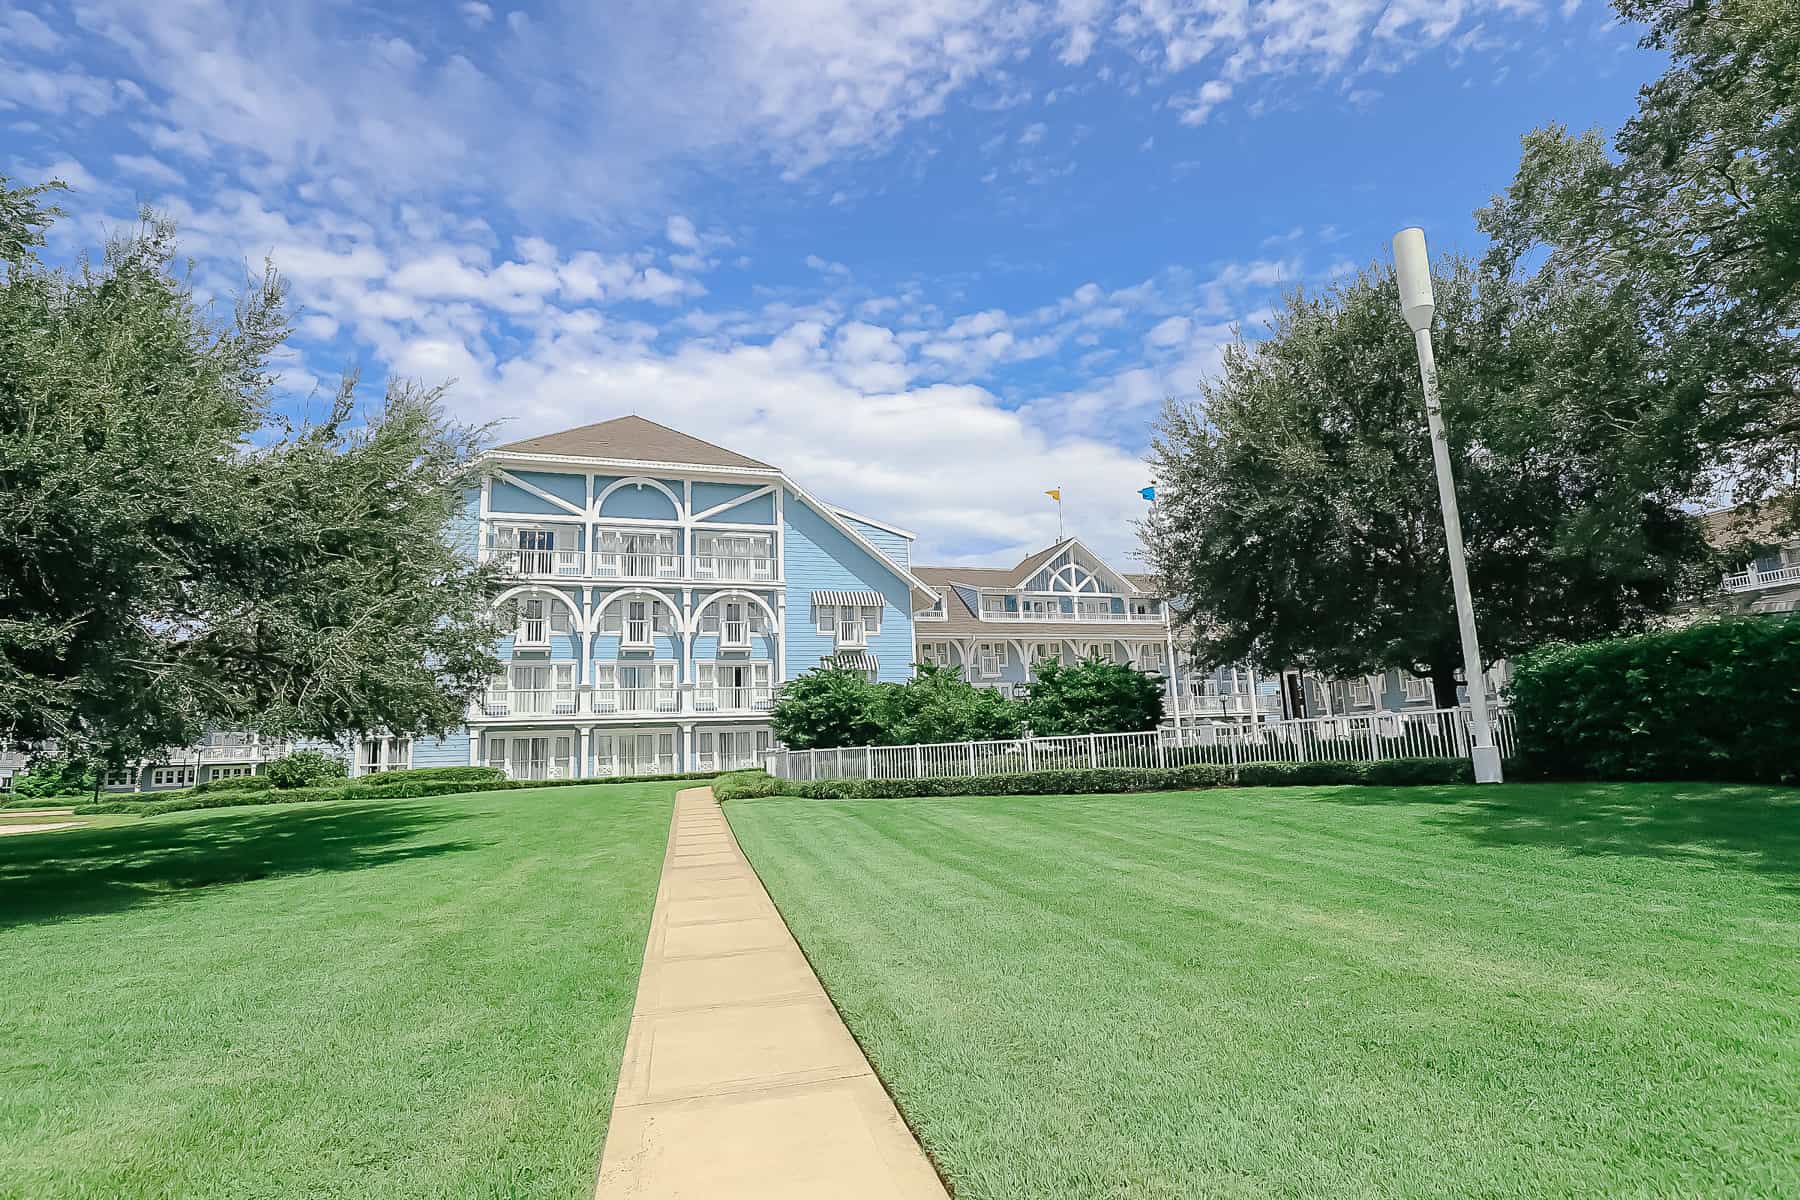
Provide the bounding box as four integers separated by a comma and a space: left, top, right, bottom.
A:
728, 781, 1800, 1200
0, 782, 678, 1200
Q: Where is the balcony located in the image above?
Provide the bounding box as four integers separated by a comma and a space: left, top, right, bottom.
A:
693, 554, 778, 583
593, 551, 684, 581
590, 687, 682, 716
1723, 563, 1800, 592
482, 546, 586, 578
692, 686, 774, 713
475, 688, 581, 718
976, 600, 1166, 624
490, 756, 580, 781
469, 684, 777, 719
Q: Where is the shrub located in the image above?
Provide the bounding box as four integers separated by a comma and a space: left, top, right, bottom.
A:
347, 766, 505, 787
1509, 617, 1800, 784
264, 750, 349, 789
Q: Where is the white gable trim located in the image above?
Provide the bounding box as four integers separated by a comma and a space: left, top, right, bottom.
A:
491, 468, 587, 517
1017, 536, 1140, 594
692, 483, 776, 522
783, 480, 936, 608
830, 506, 918, 541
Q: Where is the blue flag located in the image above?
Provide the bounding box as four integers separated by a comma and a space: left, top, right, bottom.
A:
1139, 486, 1156, 501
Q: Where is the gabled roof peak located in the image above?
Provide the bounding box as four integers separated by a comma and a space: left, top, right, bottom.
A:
495, 415, 773, 470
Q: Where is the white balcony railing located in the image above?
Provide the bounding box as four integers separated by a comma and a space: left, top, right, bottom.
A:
514, 618, 550, 649
692, 687, 774, 713
590, 687, 682, 715
1723, 563, 1800, 592
593, 552, 683, 580
976, 605, 1166, 624
476, 689, 581, 718
484, 547, 586, 577
693, 555, 778, 582
494, 756, 579, 781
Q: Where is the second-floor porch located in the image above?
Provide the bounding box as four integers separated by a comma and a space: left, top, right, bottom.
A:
482, 523, 778, 583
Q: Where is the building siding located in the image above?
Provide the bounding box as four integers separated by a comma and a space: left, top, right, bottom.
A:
781, 490, 915, 684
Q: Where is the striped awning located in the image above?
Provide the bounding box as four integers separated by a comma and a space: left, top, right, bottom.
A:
811, 590, 884, 607
824, 650, 878, 672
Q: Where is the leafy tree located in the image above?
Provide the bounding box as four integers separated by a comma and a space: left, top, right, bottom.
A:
1023, 657, 1165, 736
1143, 260, 1713, 705
10, 755, 96, 800
880, 662, 1024, 744
769, 669, 886, 750
0, 176, 503, 767
1478, 0, 1800, 528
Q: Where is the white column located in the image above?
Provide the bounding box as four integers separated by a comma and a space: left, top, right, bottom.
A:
468, 732, 480, 766
1247, 664, 1263, 728
578, 727, 591, 776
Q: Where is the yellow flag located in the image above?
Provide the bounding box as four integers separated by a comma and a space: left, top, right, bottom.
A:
1044, 488, 1062, 502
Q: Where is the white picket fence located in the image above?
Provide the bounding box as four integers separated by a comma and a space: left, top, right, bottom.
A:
763, 706, 1518, 782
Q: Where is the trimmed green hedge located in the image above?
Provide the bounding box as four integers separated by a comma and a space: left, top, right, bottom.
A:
347, 766, 506, 787
87, 770, 722, 817
713, 756, 1477, 801
1509, 617, 1800, 785
193, 775, 276, 793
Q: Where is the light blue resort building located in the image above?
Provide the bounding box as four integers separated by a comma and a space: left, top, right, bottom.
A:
422, 415, 935, 778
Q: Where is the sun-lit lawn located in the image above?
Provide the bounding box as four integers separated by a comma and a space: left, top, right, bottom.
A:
0, 783, 677, 1200
729, 781, 1800, 1200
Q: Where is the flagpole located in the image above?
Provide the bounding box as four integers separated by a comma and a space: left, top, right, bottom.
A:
1056, 494, 1064, 540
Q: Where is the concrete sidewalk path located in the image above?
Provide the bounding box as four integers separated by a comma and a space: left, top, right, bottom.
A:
595, 787, 948, 1200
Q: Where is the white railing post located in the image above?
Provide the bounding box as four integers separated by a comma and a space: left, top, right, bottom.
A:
1024, 737, 1035, 771
836, 747, 844, 779
967, 743, 976, 777
1088, 734, 1098, 769
913, 746, 923, 779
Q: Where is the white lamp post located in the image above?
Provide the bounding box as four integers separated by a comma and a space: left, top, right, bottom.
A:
1392, 227, 1503, 784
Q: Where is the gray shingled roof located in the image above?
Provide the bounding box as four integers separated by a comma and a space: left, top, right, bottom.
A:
495, 415, 773, 470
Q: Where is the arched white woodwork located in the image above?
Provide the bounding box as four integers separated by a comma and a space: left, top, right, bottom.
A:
688, 589, 779, 636
587, 588, 685, 635
493, 584, 583, 625
593, 476, 684, 520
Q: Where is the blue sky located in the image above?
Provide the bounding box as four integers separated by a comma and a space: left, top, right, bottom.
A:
3, 0, 1655, 565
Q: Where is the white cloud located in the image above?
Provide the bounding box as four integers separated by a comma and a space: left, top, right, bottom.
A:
1018, 121, 1048, 145
460, 2, 494, 27
1173, 80, 1232, 126
1145, 315, 1190, 348
112, 153, 184, 187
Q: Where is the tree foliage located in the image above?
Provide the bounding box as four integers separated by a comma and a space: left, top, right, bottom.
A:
10, 754, 96, 800
0, 176, 503, 766
879, 662, 1025, 744
769, 669, 891, 750
1021, 657, 1165, 736
1478, 0, 1800, 528
1144, 260, 1713, 704
770, 663, 1027, 750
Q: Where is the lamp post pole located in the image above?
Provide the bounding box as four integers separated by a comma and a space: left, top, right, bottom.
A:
1392, 227, 1503, 783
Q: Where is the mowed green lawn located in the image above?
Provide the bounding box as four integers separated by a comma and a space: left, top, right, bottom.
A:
0, 783, 677, 1200
729, 782, 1800, 1199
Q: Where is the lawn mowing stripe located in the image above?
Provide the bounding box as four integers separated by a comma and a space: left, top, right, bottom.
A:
728, 784, 1800, 1200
